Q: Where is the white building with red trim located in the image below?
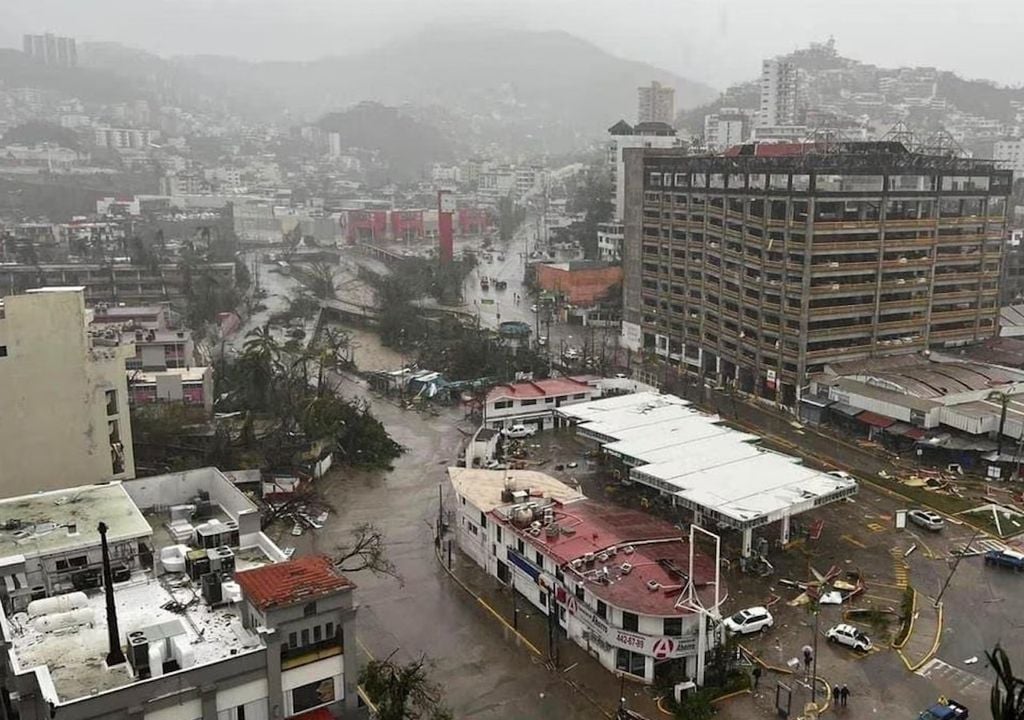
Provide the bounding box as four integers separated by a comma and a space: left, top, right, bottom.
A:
482, 376, 601, 431
448, 468, 722, 685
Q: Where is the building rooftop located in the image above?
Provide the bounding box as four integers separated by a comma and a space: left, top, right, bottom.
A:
235, 555, 353, 612
497, 498, 714, 616
133, 367, 209, 384
0, 483, 152, 559
641, 141, 1010, 175
486, 376, 598, 403
448, 468, 585, 512
90, 305, 164, 321
562, 393, 857, 529
7, 573, 262, 703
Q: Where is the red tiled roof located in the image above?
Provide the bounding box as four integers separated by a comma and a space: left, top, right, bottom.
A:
486, 376, 597, 403
235, 555, 353, 611
498, 499, 718, 616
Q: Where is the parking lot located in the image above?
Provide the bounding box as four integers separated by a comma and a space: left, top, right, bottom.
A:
519, 424, 1024, 718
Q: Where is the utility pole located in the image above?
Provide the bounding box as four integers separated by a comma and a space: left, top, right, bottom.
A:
935, 527, 980, 608
810, 602, 820, 704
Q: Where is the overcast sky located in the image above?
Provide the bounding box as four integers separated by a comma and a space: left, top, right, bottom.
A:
3, 0, 1023, 89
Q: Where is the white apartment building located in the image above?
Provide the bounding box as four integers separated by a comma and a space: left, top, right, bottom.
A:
0, 287, 136, 497
607, 120, 683, 221
94, 128, 154, 150
597, 222, 625, 262
994, 138, 1024, 178
637, 81, 675, 124
758, 59, 803, 128
449, 468, 721, 686
703, 108, 753, 152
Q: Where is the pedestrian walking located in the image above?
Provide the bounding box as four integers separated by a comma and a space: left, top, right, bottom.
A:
802, 645, 813, 674
840, 684, 849, 708
752, 666, 762, 691
833, 685, 841, 706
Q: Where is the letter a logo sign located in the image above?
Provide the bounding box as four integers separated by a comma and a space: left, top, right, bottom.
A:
652, 637, 675, 659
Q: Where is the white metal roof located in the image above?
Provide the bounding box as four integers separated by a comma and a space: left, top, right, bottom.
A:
565, 393, 858, 528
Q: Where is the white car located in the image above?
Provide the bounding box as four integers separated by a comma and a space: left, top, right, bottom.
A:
502, 424, 537, 439
908, 509, 944, 531
723, 606, 774, 635
826, 623, 872, 652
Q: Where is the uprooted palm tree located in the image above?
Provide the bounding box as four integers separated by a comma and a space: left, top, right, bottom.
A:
359, 652, 452, 720
989, 644, 1024, 720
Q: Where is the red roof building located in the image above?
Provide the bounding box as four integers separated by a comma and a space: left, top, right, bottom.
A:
483, 376, 600, 431
235, 555, 354, 612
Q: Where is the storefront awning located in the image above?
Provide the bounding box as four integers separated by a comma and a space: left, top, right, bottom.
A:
800, 396, 834, 409
829, 402, 862, 417
883, 422, 925, 439
857, 411, 896, 428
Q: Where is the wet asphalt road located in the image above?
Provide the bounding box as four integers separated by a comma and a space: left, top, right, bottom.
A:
304, 373, 598, 719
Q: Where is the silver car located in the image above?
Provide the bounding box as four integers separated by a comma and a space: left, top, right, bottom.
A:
908, 509, 944, 531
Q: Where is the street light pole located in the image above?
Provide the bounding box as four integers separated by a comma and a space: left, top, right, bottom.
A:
811, 603, 820, 704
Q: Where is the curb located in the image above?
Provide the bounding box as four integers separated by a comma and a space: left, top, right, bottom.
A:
433, 543, 542, 656
739, 645, 832, 715
433, 542, 617, 719
907, 601, 944, 673
892, 588, 917, 651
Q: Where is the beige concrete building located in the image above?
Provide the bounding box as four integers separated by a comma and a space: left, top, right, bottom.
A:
0, 287, 135, 497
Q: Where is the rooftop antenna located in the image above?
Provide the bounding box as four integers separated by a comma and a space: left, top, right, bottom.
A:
99, 521, 126, 667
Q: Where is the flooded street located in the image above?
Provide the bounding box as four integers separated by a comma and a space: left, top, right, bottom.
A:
288, 373, 598, 718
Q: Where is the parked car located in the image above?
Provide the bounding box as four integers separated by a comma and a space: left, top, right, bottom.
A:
984, 548, 1024, 570
918, 698, 968, 719
826, 623, 872, 651
723, 606, 774, 635
908, 509, 944, 531
502, 424, 537, 439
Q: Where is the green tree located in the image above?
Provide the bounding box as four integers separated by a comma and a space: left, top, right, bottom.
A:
569, 165, 613, 259
359, 654, 453, 720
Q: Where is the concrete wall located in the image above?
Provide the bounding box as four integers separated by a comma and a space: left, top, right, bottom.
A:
122, 468, 261, 545
0, 289, 135, 498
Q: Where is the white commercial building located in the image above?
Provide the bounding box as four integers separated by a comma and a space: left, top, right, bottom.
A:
449, 468, 723, 685
0, 468, 366, 720
607, 120, 684, 221
637, 81, 675, 125
557, 393, 858, 557
0, 288, 136, 497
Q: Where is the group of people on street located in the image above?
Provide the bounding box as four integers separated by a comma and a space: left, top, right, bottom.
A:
833, 684, 851, 708
749, 646, 852, 711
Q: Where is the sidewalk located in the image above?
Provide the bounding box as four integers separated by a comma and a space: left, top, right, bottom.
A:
896, 594, 943, 672
437, 540, 664, 719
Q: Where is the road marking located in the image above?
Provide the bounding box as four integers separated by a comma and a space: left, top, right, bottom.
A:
867, 522, 886, 533
841, 534, 867, 549
890, 548, 909, 588
953, 538, 1006, 556
916, 658, 986, 694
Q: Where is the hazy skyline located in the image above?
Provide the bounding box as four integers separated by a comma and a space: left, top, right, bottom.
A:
3, 0, 1023, 90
